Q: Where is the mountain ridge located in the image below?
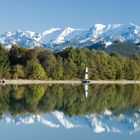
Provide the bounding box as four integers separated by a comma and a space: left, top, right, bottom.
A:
1, 23, 140, 54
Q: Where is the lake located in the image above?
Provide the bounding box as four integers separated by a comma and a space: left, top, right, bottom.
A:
0, 84, 140, 140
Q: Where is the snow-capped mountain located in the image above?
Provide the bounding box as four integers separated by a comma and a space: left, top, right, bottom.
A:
1, 110, 140, 134
0, 23, 140, 51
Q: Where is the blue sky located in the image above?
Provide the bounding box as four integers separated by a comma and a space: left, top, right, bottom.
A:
0, 0, 140, 32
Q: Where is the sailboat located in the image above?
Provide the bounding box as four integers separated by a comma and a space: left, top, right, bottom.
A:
82, 67, 90, 98
82, 67, 90, 84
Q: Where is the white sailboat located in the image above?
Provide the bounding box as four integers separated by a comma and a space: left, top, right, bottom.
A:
83, 67, 90, 84
83, 67, 90, 98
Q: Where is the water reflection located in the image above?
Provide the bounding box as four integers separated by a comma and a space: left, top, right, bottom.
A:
2, 110, 140, 133
84, 83, 88, 98
0, 84, 140, 134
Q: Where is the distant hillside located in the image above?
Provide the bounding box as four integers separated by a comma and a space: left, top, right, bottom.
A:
87, 42, 140, 56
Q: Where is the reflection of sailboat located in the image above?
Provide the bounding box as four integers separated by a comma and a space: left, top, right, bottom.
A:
82, 67, 90, 98
84, 83, 88, 98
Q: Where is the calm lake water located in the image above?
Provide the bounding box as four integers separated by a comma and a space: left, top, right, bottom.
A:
0, 84, 140, 140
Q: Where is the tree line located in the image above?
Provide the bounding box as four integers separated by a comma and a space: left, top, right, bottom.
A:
1, 43, 140, 80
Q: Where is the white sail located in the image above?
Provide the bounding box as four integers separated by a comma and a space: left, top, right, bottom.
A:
85, 67, 88, 80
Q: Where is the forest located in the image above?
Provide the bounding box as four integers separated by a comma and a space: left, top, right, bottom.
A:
1, 43, 140, 80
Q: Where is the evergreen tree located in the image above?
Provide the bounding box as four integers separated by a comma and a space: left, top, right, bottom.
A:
9, 45, 30, 66
52, 57, 64, 79
125, 59, 139, 80
39, 51, 57, 79
0, 44, 10, 78
63, 59, 77, 79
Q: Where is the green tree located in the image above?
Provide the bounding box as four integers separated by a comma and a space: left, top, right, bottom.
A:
12, 64, 25, 79
26, 58, 46, 79
39, 51, 57, 79
125, 59, 139, 80
52, 57, 64, 79
9, 45, 30, 66
63, 59, 77, 79
0, 44, 10, 78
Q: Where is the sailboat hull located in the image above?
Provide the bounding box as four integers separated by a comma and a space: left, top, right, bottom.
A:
82, 80, 90, 84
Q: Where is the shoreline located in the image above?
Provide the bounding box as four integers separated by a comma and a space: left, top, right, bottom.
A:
1, 79, 140, 85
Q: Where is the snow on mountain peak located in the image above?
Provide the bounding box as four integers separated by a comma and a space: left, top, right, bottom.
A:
4, 31, 12, 37
41, 28, 61, 37
91, 24, 106, 39
107, 24, 122, 29
54, 27, 76, 44
94, 24, 106, 31
130, 23, 140, 28
0, 23, 140, 50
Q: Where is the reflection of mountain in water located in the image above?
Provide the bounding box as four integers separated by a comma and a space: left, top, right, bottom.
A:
1, 110, 140, 134
1, 84, 140, 134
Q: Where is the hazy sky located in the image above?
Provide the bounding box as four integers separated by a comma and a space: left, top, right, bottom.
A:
0, 0, 140, 32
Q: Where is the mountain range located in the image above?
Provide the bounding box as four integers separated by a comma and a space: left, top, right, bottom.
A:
1, 23, 140, 55
1, 110, 140, 134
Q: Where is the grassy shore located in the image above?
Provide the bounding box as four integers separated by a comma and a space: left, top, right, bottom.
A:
1, 79, 140, 85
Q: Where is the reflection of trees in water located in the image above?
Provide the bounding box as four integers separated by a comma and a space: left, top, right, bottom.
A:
0, 85, 10, 116
0, 84, 140, 116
